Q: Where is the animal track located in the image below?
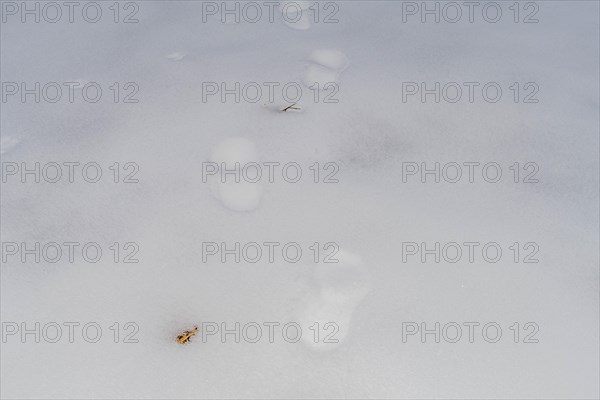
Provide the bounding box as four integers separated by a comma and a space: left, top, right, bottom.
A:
281, 0, 312, 30
166, 51, 187, 61
303, 49, 349, 88
0, 135, 21, 155
208, 137, 263, 212
297, 249, 370, 351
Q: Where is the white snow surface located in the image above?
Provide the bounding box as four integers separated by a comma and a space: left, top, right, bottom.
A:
1, 1, 599, 399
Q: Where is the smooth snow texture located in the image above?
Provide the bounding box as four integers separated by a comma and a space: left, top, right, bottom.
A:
1, 2, 598, 399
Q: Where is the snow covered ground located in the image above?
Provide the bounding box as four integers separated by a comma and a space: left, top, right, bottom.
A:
1, 1, 599, 398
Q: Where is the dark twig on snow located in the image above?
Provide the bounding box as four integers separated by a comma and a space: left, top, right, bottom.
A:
281, 103, 301, 112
